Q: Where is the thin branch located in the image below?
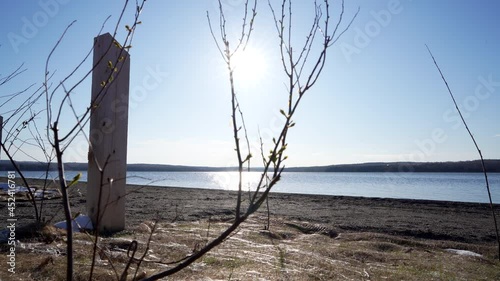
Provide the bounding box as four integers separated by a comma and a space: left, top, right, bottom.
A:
89, 155, 112, 280
0, 142, 40, 221
0, 63, 27, 86
51, 121, 73, 280
207, 12, 228, 63
132, 219, 158, 280
45, 20, 77, 138
426, 44, 500, 260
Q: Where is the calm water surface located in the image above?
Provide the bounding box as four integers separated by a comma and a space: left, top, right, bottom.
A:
19, 171, 500, 203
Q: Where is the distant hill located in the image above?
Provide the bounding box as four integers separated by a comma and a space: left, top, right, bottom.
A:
0, 161, 236, 172
0, 160, 498, 173
285, 160, 500, 173
125, 163, 236, 172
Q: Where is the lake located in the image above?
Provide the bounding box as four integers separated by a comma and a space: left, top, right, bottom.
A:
16, 171, 500, 204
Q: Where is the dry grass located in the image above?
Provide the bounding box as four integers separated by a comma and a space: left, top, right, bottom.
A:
1, 216, 499, 280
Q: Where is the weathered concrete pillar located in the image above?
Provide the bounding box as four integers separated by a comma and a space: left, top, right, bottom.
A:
87, 33, 130, 232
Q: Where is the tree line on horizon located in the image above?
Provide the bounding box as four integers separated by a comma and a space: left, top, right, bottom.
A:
0, 159, 498, 173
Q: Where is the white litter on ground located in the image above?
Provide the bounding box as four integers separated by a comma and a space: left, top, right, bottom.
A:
0, 183, 33, 193
445, 249, 482, 257
54, 214, 93, 232
0, 183, 61, 199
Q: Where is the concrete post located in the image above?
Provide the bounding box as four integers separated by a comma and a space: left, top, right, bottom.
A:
87, 33, 130, 232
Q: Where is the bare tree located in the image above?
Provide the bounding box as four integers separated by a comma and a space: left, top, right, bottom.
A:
142, 0, 358, 279
1, 61, 49, 223
2, 0, 357, 279
1, 1, 146, 279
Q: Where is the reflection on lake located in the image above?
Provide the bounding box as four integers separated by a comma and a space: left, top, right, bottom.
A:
17, 171, 500, 203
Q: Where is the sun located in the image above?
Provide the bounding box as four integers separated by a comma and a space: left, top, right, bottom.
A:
231, 46, 268, 85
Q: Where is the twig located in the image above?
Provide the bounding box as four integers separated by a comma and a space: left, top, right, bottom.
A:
89, 155, 111, 281
51, 121, 73, 280
120, 240, 138, 281
0, 142, 40, 221
426, 44, 500, 260
132, 219, 158, 280
208, 0, 257, 220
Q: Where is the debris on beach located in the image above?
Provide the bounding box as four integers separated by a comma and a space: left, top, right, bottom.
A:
0, 182, 61, 201
54, 214, 93, 232
445, 249, 483, 258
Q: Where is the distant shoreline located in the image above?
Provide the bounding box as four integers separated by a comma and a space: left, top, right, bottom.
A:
1, 159, 499, 173
7, 170, 500, 204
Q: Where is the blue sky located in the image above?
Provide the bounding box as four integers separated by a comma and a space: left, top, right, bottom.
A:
1, 0, 499, 167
